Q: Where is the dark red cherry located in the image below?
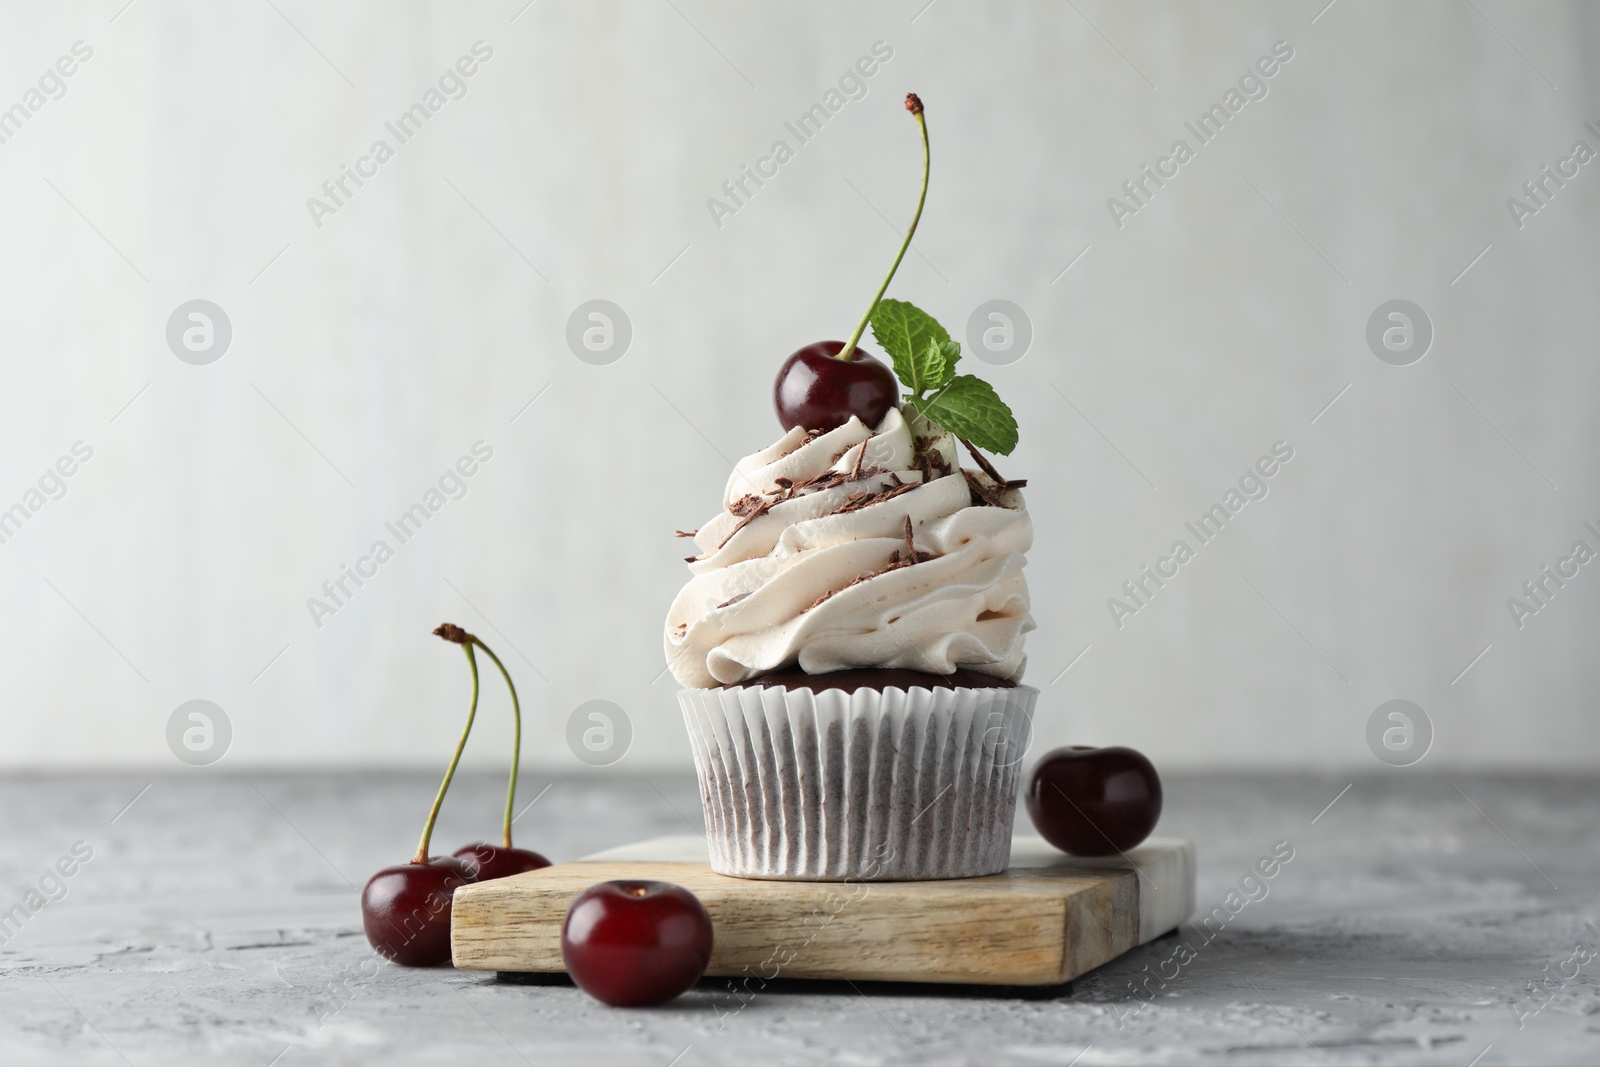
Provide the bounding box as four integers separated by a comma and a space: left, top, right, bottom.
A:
774, 341, 899, 433
561, 880, 713, 1006
452, 842, 551, 882
361, 856, 476, 966
1026, 745, 1162, 856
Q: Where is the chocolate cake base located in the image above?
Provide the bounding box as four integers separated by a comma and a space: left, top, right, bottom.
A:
730, 667, 1016, 694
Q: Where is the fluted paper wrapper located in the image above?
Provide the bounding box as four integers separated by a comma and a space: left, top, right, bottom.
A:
678, 685, 1038, 881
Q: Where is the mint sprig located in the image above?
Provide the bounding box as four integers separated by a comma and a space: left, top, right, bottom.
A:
909, 377, 1019, 456
872, 299, 950, 392
870, 298, 1018, 455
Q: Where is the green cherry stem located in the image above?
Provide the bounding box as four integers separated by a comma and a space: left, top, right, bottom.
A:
839, 92, 930, 362
468, 637, 522, 850
413, 625, 480, 865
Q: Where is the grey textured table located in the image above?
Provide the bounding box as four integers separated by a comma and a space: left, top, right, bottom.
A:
1, 773, 1596, 1066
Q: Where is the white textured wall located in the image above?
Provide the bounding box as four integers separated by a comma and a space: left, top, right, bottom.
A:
1, 1, 1596, 771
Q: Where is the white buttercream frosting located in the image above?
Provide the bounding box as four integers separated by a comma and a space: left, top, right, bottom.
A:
664, 408, 1033, 688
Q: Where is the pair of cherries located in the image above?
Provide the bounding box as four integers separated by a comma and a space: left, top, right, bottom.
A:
361, 846, 550, 969
361, 624, 549, 968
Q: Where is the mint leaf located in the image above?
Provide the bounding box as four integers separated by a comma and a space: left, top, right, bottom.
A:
871, 299, 949, 393
901, 336, 958, 396
911, 375, 1019, 455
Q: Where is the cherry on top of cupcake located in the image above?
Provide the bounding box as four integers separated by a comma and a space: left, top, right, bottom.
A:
773, 92, 1019, 458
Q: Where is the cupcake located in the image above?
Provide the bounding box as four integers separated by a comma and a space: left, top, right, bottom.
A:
665, 94, 1037, 880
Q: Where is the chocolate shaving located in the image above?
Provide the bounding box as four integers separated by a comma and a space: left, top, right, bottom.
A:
805, 530, 935, 613
962, 469, 1009, 508
957, 438, 1026, 497
718, 506, 770, 547
715, 592, 751, 610
959, 438, 1006, 485
915, 447, 953, 483
718, 473, 810, 549
786, 469, 828, 493
788, 461, 888, 498
719, 464, 905, 550
674, 529, 698, 538
684, 555, 699, 563
704, 440, 917, 554
818, 478, 921, 519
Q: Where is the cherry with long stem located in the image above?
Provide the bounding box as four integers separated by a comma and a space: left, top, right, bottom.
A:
838, 93, 931, 363
359, 623, 483, 967
449, 628, 550, 881
773, 93, 932, 432
413, 627, 480, 864
476, 640, 520, 849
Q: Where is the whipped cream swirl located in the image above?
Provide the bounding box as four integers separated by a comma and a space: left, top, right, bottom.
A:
664, 408, 1033, 688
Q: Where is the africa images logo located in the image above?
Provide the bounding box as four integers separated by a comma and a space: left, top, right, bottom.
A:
1105, 41, 1294, 229
705, 41, 894, 229
305, 41, 495, 229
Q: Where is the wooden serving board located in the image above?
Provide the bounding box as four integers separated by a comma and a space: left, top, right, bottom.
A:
451, 834, 1195, 987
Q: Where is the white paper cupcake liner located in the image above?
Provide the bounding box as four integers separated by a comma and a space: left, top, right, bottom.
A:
678, 684, 1038, 881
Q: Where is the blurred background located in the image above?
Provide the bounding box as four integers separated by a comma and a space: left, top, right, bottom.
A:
1, 0, 1596, 772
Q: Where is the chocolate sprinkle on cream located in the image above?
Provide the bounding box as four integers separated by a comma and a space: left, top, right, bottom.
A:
960, 438, 1006, 484
818, 478, 921, 519
806, 514, 936, 612
729, 494, 766, 517
718, 489, 786, 548
915, 446, 953, 484
959, 438, 1026, 492
715, 591, 752, 610
711, 461, 909, 551
684, 425, 1023, 567
674, 529, 698, 538
962, 469, 1009, 508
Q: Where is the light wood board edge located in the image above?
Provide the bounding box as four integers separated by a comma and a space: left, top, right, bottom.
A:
450, 835, 1193, 985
